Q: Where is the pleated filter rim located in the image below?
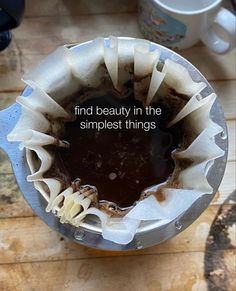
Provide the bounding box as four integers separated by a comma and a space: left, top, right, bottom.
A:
7, 36, 225, 244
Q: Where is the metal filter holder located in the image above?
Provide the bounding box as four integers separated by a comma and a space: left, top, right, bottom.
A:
0, 38, 228, 251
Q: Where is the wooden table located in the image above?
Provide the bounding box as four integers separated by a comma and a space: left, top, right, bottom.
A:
0, 1, 235, 290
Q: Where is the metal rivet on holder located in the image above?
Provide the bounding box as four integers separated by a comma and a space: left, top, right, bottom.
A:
175, 221, 182, 230
220, 130, 227, 140
136, 241, 143, 249
74, 229, 85, 241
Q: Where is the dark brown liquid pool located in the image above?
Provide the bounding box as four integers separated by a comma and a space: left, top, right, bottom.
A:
58, 93, 182, 208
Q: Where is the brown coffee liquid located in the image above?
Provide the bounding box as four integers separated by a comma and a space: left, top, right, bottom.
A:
58, 93, 182, 208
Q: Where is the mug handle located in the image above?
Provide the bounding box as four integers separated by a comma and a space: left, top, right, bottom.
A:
200, 7, 236, 54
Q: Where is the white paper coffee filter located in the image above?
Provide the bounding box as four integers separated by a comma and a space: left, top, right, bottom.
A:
7, 36, 225, 244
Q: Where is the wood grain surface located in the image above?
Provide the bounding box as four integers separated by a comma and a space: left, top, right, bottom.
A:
0, 1, 235, 290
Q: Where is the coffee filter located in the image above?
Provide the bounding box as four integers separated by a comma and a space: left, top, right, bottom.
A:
7, 36, 225, 244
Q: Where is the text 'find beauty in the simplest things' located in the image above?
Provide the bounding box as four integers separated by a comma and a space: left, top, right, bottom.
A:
73, 105, 163, 131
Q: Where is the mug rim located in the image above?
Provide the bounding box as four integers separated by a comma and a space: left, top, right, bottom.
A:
153, 0, 222, 15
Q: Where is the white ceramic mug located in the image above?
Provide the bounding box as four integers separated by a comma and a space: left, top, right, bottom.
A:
138, 0, 236, 53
